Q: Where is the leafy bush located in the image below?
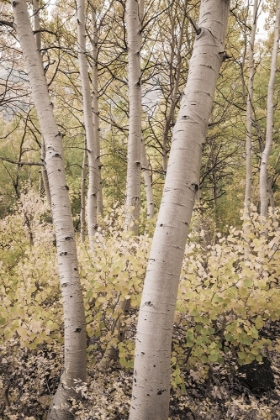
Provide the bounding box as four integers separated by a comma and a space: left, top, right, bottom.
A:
173, 208, 280, 387
79, 207, 151, 368
1, 194, 280, 417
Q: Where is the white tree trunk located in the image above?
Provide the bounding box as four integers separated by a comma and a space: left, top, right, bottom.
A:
129, 1, 230, 419
77, 0, 98, 249
141, 138, 154, 218
99, 0, 147, 368
139, 0, 154, 219
125, 0, 142, 234
80, 143, 87, 242
244, 0, 259, 213
40, 138, 51, 206
12, 2, 87, 419
32, 0, 41, 50
260, 0, 280, 217
32, 0, 51, 206
91, 7, 103, 215
162, 0, 188, 174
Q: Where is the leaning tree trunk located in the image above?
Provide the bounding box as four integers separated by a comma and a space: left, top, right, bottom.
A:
260, 0, 280, 217
129, 1, 230, 419
77, 0, 98, 250
125, 0, 142, 234
244, 0, 259, 214
12, 2, 87, 419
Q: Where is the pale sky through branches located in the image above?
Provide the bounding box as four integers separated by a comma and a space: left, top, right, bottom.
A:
256, 0, 268, 40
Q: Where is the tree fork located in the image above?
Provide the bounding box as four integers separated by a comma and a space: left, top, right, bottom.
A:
129, 1, 230, 419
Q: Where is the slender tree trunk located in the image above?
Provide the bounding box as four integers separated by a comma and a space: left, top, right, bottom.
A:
129, 1, 230, 419
260, 0, 280, 217
40, 138, 51, 206
244, 0, 259, 214
268, 178, 275, 213
141, 138, 154, 218
139, 0, 154, 219
162, 0, 188, 174
12, 3, 87, 419
98, 296, 130, 370
125, 0, 142, 234
90, 7, 103, 215
77, 0, 98, 249
80, 143, 87, 242
99, 0, 144, 368
32, 0, 41, 50
33, 0, 51, 206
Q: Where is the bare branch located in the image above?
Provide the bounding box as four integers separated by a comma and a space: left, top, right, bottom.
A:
0, 156, 43, 166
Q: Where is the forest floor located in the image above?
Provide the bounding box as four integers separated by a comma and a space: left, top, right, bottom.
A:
1, 320, 280, 419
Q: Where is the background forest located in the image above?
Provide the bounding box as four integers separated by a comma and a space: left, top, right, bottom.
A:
1, 0, 280, 419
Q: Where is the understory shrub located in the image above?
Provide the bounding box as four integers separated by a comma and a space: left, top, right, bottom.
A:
1, 194, 280, 417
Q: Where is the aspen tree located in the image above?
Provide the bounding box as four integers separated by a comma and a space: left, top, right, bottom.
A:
141, 138, 155, 218
129, 1, 230, 419
32, 0, 51, 206
12, 2, 87, 419
139, 0, 155, 219
90, 6, 103, 215
77, 0, 98, 249
99, 0, 153, 369
244, 0, 259, 214
260, 0, 280, 217
80, 146, 87, 242
125, 0, 142, 234
32, 0, 40, 50
162, 0, 189, 174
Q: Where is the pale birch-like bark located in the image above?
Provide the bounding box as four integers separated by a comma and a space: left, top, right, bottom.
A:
32, 0, 51, 206
12, 2, 87, 419
40, 138, 51, 206
32, 0, 41, 50
80, 144, 87, 242
99, 0, 145, 368
260, 0, 280, 217
162, 0, 188, 174
125, 0, 142, 234
244, 0, 259, 214
139, 0, 154, 219
129, 1, 230, 419
77, 0, 98, 249
141, 138, 154, 218
90, 7, 103, 215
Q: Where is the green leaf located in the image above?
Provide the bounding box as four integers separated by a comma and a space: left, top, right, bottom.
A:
243, 278, 253, 288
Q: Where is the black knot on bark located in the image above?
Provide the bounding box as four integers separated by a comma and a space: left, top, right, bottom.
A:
191, 183, 199, 192
157, 389, 166, 395
75, 327, 82, 333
